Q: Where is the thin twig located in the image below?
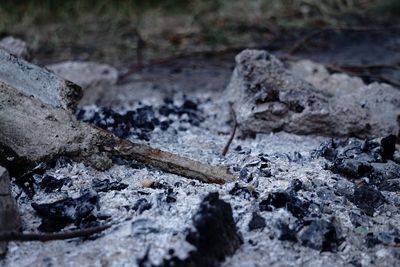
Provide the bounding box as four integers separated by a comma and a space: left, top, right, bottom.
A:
222, 103, 238, 157
0, 224, 111, 242
287, 26, 400, 55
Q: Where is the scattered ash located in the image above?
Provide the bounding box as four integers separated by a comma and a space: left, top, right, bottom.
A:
4, 93, 400, 266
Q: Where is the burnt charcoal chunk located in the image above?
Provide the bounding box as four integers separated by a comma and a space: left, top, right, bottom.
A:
182, 192, 242, 267
133, 198, 152, 214
365, 230, 400, 247
31, 189, 99, 232
333, 159, 372, 178
349, 186, 386, 216
229, 183, 258, 199
300, 219, 341, 251
274, 221, 298, 241
259, 191, 309, 219
248, 212, 266, 231
182, 100, 198, 110
92, 178, 128, 192
290, 179, 303, 192
16, 163, 48, 198
40, 175, 70, 193
132, 106, 159, 130
380, 135, 396, 159
316, 136, 400, 192
159, 121, 170, 131
165, 188, 177, 203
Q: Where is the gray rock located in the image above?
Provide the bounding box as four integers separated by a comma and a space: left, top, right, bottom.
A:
0, 37, 29, 59
0, 166, 21, 258
0, 49, 82, 111
0, 50, 111, 175
225, 49, 400, 138
47, 61, 119, 88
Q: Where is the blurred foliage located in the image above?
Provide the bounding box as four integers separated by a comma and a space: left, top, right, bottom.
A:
0, 0, 397, 65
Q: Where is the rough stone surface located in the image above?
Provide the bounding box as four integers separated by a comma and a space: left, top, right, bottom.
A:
0, 49, 82, 111
47, 61, 119, 88
0, 166, 21, 258
225, 49, 400, 138
0, 82, 109, 176
0, 37, 30, 59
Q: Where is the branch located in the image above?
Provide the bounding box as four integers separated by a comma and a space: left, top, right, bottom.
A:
101, 135, 237, 184
0, 224, 111, 242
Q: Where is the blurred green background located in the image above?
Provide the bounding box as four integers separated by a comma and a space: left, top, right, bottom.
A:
0, 0, 398, 66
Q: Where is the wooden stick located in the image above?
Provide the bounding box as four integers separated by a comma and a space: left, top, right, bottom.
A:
102, 137, 237, 184
0, 224, 111, 242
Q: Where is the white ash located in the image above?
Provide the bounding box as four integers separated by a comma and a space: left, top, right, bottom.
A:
2, 92, 400, 266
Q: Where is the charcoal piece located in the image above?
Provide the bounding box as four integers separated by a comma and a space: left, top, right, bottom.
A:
40, 175, 67, 193
365, 230, 400, 248
182, 100, 198, 110
259, 191, 309, 219
15, 162, 48, 198
132, 198, 152, 214
317, 136, 400, 192
163, 192, 242, 267
380, 135, 396, 159
165, 188, 177, 203
31, 189, 99, 232
273, 220, 298, 241
290, 179, 303, 192
159, 121, 170, 131
333, 159, 372, 178
132, 106, 158, 130
229, 183, 258, 199
348, 186, 386, 216
92, 178, 128, 192
248, 212, 266, 231
299, 219, 341, 251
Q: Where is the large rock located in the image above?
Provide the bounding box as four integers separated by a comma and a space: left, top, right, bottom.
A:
0, 49, 82, 111
0, 166, 21, 258
0, 49, 110, 176
225, 50, 400, 138
0, 37, 30, 59
47, 61, 119, 88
